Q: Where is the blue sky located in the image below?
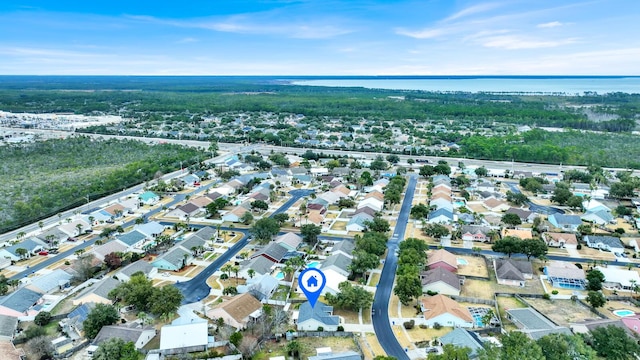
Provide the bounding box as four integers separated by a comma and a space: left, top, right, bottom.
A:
0, 0, 638, 75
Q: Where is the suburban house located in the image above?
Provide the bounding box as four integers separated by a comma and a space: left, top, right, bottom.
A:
134, 221, 166, 238
160, 311, 210, 354
427, 249, 458, 273
505, 208, 537, 223
320, 253, 352, 278
0, 238, 47, 261
239, 256, 275, 279
326, 240, 355, 259
501, 228, 533, 240
494, 259, 533, 287
346, 213, 373, 232
544, 262, 586, 290
309, 350, 361, 360
251, 243, 290, 263
582, 209, 615, 225
548, 214, 583, 232
482, 198, 510, 212
207, 293, 262, 330
584, 235, 624, 253
93, 325, 156, 350
542, 232, 578, 249
296, 301, 340, 331
138, 191, 160, 205
58, 219, 91, 238
238, 274, 279, 301
357, 197, 384, 212
36, 228, 69, 247
427, 208, 454, 224
460, 226, 492, 243
25, 269, 72, 294
0, 340, 23, 360
0, 314, 18, 340
440, 328, 485, 359
115, 230, 148, 249
420, 268, 461, 296
166, 203, 202, 219
0, 287, 43, 317
621, 316, 640, 336
60, 303, 96, 338
180, 235, 207, 255
222, 203, 251, 223
506, 308, 572, 340
72, 277, 120, 306
420, 295, 474, 328
91, 240, 129, 261
151, 246, 193, 271
596, 266, 640, 292
0, 258, 10, 271
115, 260, 157, 282
320, 268, 349, 295
274, 232, 303, 251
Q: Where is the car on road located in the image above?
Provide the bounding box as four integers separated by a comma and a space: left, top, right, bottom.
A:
38, 251, 49, 256
48, 248, 59, 254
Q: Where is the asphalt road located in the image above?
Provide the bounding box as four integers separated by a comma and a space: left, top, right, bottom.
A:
505, 182, 565, 215
371, 173, 418, 360
174, 188, 315, 304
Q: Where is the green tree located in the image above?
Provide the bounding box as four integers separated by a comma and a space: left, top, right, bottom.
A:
251, 217, 281, 244
491, 236, 522, 258
300, 224, 322, 246
15, 247, 28, 259
520, 238, 548, 261
410, 203, 430, 220
393, 274, 422, 306
566, 195, 584, 210
552, 183, 573, 205
586, 269, 605, 291
420, 165, 435, 178
287, 340, 302, 359
93, 338, 139, 360
240, 211, 254, 225
325, 281, 374, 311
424, 223, 450, 238
230, 331, 243, 347
475, 166, 488, 177
386, 154, 400, 164
586, 291, 606, 308
501, 213, 522, 228
478, 331, 544, 360
273, 213, 290, 226
536, 333, 597, 360
589, 325, 640, 359
250, 200, 269, 212
349, 250, 380, 277
34, 311, 52, 326
355, 232, 388, 256
109, 273, 155, 312
337, 198, 356, 209
370, 156, 388, 171
427, 344, 471, 360
364, 216, 390, 233
83, 304, 119, 339
149, 285, 183, 317
505, 191, 528, 206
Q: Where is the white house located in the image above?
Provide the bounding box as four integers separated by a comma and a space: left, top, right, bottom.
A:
420, 295, 474, 328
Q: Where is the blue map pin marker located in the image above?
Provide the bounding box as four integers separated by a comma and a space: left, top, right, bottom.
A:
298, 268, 326, 308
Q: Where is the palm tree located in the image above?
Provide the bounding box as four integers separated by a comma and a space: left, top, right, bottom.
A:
232, 266, 240, 284
286, 340, 301, 359
282, 264, 295, 282
247, 269, 255, 279
221, 264, 234, 279
38, 221, 44, 232
88, 216, 95, 227
74, 249, 85, 256
16, 232, 26, 241
75, 223, 84, 235
15, 248, 28, 259
45, 234, 55, 246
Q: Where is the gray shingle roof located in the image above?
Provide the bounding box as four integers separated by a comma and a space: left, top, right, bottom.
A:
156, 247, 192, 268
0, 314, 18, 338
420, 267, 461, 290
298, 301, 339, 326
321, 253, 352, 273
507, 308, 555, 330
331, 240, 355, 255
180, 236, 206, 251
74, 277, 120, 302
495, 259, 533, 281
439, 328, 484, 357
191, 227, 217, 242
116, 230, 147, 246
253, 243, 289, 262
119, 260, 154, 278
550, 214, 582, 225
309, 352, 361, 360
29, 269, 72, 293
93, 325, 151, 345
585, 235, 624, 249
241, 256, 275, 275
0, 287, 42, 313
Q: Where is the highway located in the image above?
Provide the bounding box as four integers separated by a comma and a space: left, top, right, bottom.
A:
371, 173, 418, 360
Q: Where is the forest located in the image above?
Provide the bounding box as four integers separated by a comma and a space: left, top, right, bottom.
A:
0, 136, 205, 233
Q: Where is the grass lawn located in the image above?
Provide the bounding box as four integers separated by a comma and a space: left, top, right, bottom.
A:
456, 255, 489, 278
365, 333, 387, 357
331, 221, 348, 231
253, 336, 358, 360
406, 326, 452, 344
206, 275, 221, 289
369, 273, 381, 286
334, 308, 360, 324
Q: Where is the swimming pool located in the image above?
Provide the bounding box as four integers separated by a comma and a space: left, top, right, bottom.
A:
613, 309, 635, 317
472, 314, 484, 327
274, 271, 284, 280
307, 261, 319, 268
457, 258, 468, 265
454, 201, 466, 207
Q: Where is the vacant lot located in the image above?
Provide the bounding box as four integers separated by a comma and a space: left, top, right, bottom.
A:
525, 298, 596, 326
457, 255, 488, 278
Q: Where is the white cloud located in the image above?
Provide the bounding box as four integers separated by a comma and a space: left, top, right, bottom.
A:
445, 2, 504, 22
537, 21, 563, 28
480, 35, 579, 49
395, 27, 450, 39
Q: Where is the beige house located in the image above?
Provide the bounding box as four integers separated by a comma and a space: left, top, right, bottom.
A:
207, 293, 262, 329
542, 232, 578, 249
72, 278, 119, 306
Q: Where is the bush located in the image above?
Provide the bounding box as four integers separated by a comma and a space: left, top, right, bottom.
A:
543, 293, 551, 300
577, 244, 582, 250
552, 290, 559, 295
426, 290, 438, 296
403, 320, 415, 329
317, 326, 324, 331
34, 311, 51, 326
337, 326, 344, 332
22, 326, 46, 341
419, 324, 428, 329
433, 322, 442, 330
575, 263, 583, 269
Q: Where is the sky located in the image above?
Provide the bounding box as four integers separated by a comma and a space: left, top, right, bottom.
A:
0, 0, 639, 75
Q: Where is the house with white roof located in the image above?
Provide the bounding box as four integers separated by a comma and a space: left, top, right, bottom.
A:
596, 266, 640, 292
160, 311, 209, 354
58, 219, 91, 238
134, 221, 166, 238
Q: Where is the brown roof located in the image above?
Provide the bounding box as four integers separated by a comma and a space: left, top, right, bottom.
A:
427, 249, 458, 268
0, 340, 23, 360
430, 193, 452, 202
215, 293, 262, 322
189, 196, 213, 208
206, 192, 224, 201
306, 210, 324, 225
543, 232, 578, 245
421, 295, 473, 322
332, 185, 351, 196
483, 197, 507, 209
365, 191, 384, 201
103, 203, 125, 216
501, 228, 533, 240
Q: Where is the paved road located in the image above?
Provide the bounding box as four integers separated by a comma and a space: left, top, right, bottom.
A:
372, 174, 418, 360
505, 182, 565, 215
174, 188, 315, 304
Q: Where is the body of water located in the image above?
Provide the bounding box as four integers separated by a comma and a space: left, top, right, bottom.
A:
289, 76, 640, 95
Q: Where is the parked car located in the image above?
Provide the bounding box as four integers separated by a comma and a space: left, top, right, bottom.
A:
38, 251, 49, 256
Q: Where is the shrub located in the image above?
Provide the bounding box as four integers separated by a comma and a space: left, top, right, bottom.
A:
433, 322, 442, 330
317, 326, 324, 331
34, 311, 51, 326
403, 320, 415, 329
543, 293, 551, 300
575, 263, 583, 269
419, 324, 428, 329
337, 326, 344, 332
426, 290, 438, 296
22, 326, 46, 341
552, 290, 559, 295
577, 244, 582, 250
